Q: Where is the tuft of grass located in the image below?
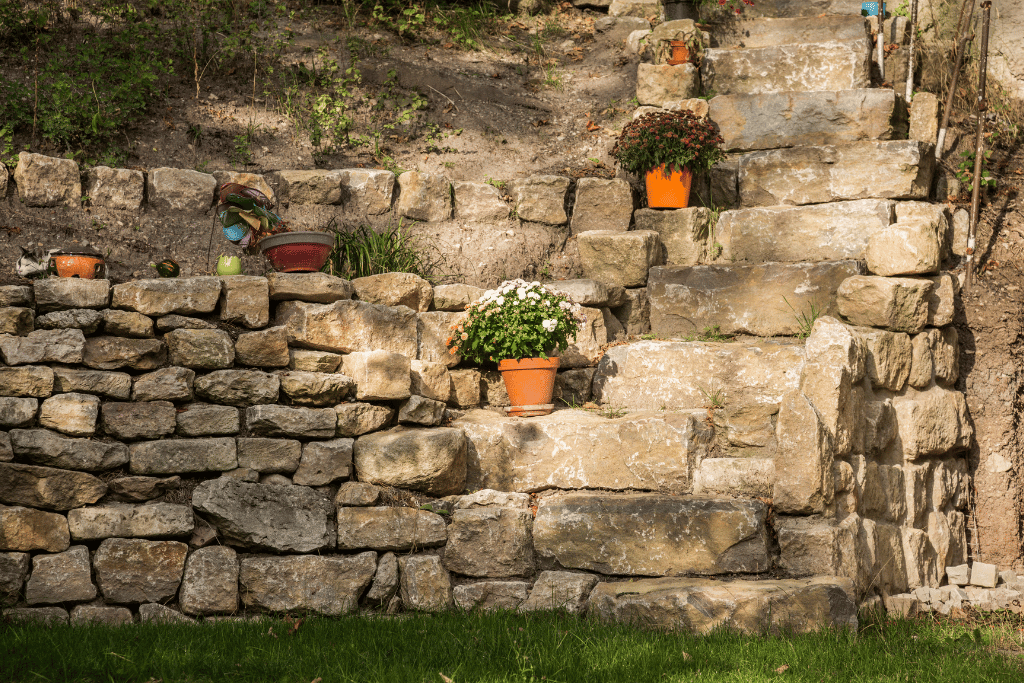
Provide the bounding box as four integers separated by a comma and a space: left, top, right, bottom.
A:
783, 296, 824, 339
2, 610, 1024, 683
697, 383, 726, 409
321, 214, 437, 282
683, 325, 733, 343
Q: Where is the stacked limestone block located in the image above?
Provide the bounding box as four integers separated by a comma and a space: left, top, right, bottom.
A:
885, 562, 1024, 617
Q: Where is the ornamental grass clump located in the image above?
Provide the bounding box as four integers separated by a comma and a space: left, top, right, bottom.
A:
446, 279, 586, 364
612, 110, 725, 177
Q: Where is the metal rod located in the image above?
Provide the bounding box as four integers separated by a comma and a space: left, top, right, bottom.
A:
937, 0, 978, 159
905, 0, 919, 100
966, 0, 992, 288
877, 1, 886, 82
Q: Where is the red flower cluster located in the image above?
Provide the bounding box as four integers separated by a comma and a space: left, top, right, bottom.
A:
612, 110, 725, 177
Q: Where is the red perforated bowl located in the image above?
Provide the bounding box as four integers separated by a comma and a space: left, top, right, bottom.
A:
258, 232, 335, 272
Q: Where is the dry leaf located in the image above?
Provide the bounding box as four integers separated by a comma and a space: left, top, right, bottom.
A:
682, 652, 691, 661
586, 121, 601, 132
440, 675, 454, 683
267, 627, 278, 639
775, 665, 789, 674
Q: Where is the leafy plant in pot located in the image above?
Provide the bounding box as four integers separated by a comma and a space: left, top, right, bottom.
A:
612, 110, 725, 209
217, 183, 335, 272
446, 279, 586, 417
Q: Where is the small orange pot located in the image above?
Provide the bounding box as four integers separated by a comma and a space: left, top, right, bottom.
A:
50, 253, 105, 279
498, 356, 559, 417
666, 40, 690, 65
645, 164, 693, 209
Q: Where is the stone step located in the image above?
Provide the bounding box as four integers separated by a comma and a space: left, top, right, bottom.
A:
588, 576, 858, 634
454, 408, 713, 494
592, 338, 804, 411
744, 0, 864, 18
710, 89, 901, 153
738, 141, 935, 207
700, 40, 870, 96
533, 491, 770, 576
647, 260, 864, 338
717, 199, 895, 263
712, 15, 869, 49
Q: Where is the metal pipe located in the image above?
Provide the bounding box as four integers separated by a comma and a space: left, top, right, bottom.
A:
877, 1, 886, 82
905, 0, 919, 100
937, 0, 978, 160
966, 0, 992, 288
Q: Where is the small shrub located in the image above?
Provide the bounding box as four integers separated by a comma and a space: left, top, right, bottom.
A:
321, 216, 434, 282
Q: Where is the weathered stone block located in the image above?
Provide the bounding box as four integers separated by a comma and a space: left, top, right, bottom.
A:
448, 369, 482, 408
35, 308, 103, 333
520, 571, 599, 613
633, 207, 711, 266
837, 275, 932, 333
578, 230, 661, 288
246, 405, 336, 439
236, 438, 301, 474
432, 284, 484, 312
138, 603, 193, 624
335, 481, 382, 507
649, 261, 860, 338
176, 403, 240, 437
93, 538, 188, 604
0, 397, 37, 429
25, 546, 96, 604
179, 546, 239, 616
82, 336, 167, 371
399, 554, 452, 612
33, 278, 110, 313
398, 395, 446, 426
279, 371, 355, 406
571, 178, 635, 234
107, 475, 180, 502
272, 169, 345, 204
453, 181, 509, 221
129, 437, 237, 474
342, 350, 412, 401
893, 387, 972, 460
132, 367, 195, 402
410, 360, 452, 403
0, 506, 70, 552
336, 507, 446, 551
851, 326, 912, 391
147, 167, 216, 212
102, 309, 154, 338
396, 171, 451, 221
693, 457, 774, 498
924, 273, 957, 328
0, 551, 30, 606
166, 328, 235, 369
0, 366, 52, 398
0, 307, 33, 336
454, 581, 530, 611
352, 272, 433, 312
289, 348, 343, 373
14, 152, 80, 207
534, 492, 769, 576
267, 272, 354, 303
219, 276, 269, 329
192, 478, 333, 552
10, 428, 128, 472
418, 311, 463, 368
2, 606, 69, 624
275, 299, 418, 357
909, 92, 939, 145
636, 63, 698, 106
339, 168, 394, 214
194, 369, 279, 406
739, 141, 934, 207
444, 508, 534, 578
335, 402, 394, 437
67, 503, 193, 540
295, 438, 353, 485
711, 89, 896, 152
240, 553, 376, 615
35, 393, 97, 437
511, 175, 570, 225
354, 427, 467, 496
866, 220, 941, 276
0, 463, 106, 510
101, 401, 176, 440
701, 40, 870, 96
85, 167, 143, 210
112, 277, 221, 317
0, 328, 85, 365
0, 286, 32, 307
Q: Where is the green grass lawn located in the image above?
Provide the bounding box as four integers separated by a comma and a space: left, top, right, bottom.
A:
2, 609, 1023, 683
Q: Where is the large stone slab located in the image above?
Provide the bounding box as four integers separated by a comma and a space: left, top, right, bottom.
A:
444, 508, 534, 578
837, 275, 932, 333
245, 405, 337, 439
67, 503, 193, 540
33, 278, 110, 312
267, 272, 354, 303
712, 15, 870, 49
701, 40, 870, 96
588, 576, 858, 634
593, 339, 803, 411
454, 409, 713, 493
0, 366, 53, 398
352, 272, 433, 312
534, 492, 769, 576
649, 261, 862, 337
14, 152, 81, 207
24, 546, 96, 604
354, 427, 467, 496
82, 336, 167, 371
129, 438, 237, 474
10, 428, 128, 471
710, 89, 897, 152
147, 168, 216, 212
0, 506, 70, 552
578, 230, 662, 288
275, 299, 418, 357
336, 507, 447, 551
192, 478, 334, 552
111, 277, 222, 317
53, 368, 132, 399
716, 200, 894, 263
93, 538, 189, 604
240, 553, 376, 615
0, 463, 107, 510
0, 328, 85, 365
738, 141, 934, 207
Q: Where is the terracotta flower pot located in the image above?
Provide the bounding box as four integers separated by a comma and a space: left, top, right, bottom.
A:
666, 40, 691, 65
49, 253, 105, 279
498, 356, 559, 417
645, 164, 693, 209
258, 231, 335, 272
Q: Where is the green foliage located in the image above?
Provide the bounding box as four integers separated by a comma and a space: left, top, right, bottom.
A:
956, 148, 997, 190
447, 279, 586, 364
683, 325, 733, 342
783, 296, 824, 339
321, 216, 433, 282
373, 2, 427, 38
697, 383, 726, 408
612, 110, 725, 177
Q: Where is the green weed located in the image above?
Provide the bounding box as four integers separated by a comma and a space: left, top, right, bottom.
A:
321, 215, 436, 282
697, 383, 726, 409
783, 296, 825, 339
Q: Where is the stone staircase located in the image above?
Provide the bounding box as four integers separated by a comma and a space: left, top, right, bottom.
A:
460, 3, 968, 633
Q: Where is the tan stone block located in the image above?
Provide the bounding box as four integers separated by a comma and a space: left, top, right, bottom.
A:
866, 220, 941, 276
219, 276, 269, 329
774, 391, 834, 514
578, 230, 661, 288
636, 63, 698, 106
511, 175, 570, 225
837, 275, 932, 333
396, 171, 451, 222
571, 178, 635, 234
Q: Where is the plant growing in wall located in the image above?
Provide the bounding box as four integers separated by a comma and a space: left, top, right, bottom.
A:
612, 110, 725, 209
446, 279, 585, 417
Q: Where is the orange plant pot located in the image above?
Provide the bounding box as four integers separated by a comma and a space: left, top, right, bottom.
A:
50, 253, 105, 279
645, 164, 693, 209
498, 356, 559, 417
666, 40, 690, 65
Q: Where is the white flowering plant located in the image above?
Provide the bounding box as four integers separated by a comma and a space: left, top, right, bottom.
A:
446, 279, 586, 364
